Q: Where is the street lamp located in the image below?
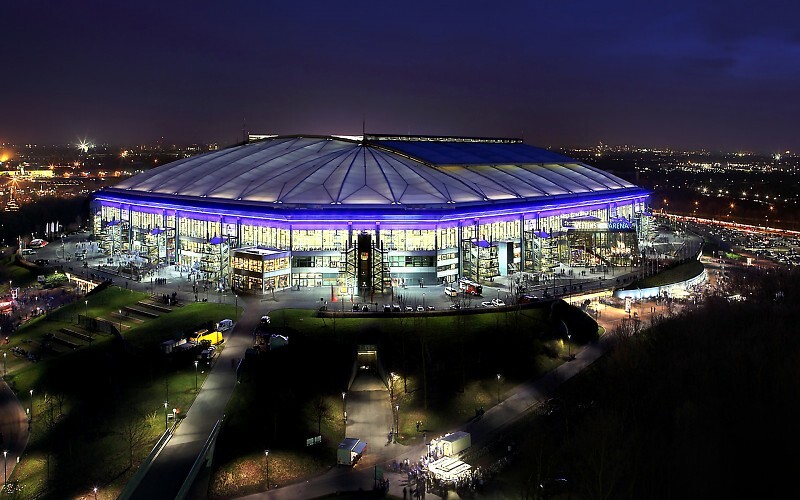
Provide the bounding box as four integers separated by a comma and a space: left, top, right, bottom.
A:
342, 391, 346, 422
234, 293, 239, 321
567, 334, 572, 359
394, 404, 399, 443
3, 450, 6, 489
118, 309, 123, 333
93, 486, 98, 499
85, 300, 88, 318
194, 360, 199, 392
164, 401, 169, 430
389, 372, 395, 406
29, 389, 33, 423
265, 450, 270, 489
496, 374, 501, 404
3, 352, 6, 377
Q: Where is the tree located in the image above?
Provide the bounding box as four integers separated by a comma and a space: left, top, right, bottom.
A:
121, 411, 150, 468
312, 397, 330, 436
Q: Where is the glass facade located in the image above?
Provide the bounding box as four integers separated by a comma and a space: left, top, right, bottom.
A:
91, 197, 647, 293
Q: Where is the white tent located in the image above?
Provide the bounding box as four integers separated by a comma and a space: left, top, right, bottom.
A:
428, 456, 472, 482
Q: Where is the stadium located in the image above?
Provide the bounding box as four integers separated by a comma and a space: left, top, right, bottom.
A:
90, 134, 650, 296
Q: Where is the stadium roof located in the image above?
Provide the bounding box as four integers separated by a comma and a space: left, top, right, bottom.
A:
107, 135, 645, 209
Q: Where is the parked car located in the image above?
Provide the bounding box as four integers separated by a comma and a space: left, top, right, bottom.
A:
426, 306, 436, 311
392, 304, 401, 312
481, 301, 494, 307
383, 304, 391, 312
444, 286, 458, 297
361, 305, 370, 312
417, 305, 424, 311
405, 306, 413, 312
449, 303, 461, 310
492, 298, 506, 307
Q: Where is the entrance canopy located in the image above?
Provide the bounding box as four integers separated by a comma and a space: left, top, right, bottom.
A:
428, 456, 472, 482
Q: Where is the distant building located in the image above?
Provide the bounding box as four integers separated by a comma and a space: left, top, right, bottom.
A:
91, 134, 650, 295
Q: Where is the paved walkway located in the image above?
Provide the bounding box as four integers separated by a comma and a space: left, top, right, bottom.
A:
128, 293, 262, 499
0, 379, 28, 490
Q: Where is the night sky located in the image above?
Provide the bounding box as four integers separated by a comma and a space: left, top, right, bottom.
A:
4, 0, 799, 152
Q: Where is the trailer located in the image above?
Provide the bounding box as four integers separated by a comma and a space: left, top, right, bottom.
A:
432, 431, 471, 457
337, 438, 367, 466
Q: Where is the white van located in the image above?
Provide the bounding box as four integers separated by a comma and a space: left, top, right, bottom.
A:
216, 319, 234, 331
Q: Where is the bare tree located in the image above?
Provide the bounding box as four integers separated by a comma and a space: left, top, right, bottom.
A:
312, 397, 330, 436
121, 411, 150, 468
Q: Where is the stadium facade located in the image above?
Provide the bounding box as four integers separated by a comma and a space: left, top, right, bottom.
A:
90, 134, 650, 296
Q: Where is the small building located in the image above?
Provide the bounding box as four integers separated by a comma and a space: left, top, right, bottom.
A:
337, 437, 367, 466
432, 431, 471, 457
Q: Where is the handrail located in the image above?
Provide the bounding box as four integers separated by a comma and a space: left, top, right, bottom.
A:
118, 428, 173, 500
175, 418, 223, 500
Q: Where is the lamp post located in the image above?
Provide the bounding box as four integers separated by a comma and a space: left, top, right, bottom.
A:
29, 389, 33, 424
194, 360, 199, 392
265, 450, 270, 489
93, 486, 98, 499
394, 404, 399, 443
164, 401, 169, 430
85, 300, 88, 318
496, 373, 501, 404
389, 372, 395, 405
118, 309, 123, 333
234, 293, 238, 321
342, 391, 346, 422
3, 352, 6, 377
422, 293, 425, 309
3, 450, 6, 489
567, 334, 572, 359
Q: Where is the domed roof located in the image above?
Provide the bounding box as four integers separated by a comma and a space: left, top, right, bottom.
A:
108, 135, 641, 209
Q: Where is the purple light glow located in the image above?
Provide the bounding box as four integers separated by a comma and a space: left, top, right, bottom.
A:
94, 188, 650, 231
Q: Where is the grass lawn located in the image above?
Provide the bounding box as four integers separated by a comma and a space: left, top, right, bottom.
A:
209, 301, 595, 499
2, 284, 236, 499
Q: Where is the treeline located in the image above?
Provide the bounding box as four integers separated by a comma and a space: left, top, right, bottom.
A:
1, 196, 90, 244
515, 266, 800, 499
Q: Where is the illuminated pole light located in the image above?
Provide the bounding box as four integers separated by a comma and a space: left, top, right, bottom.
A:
194, 360, 199, 392
3, 450, 6, 489
265, 450, 270, 490
93, 486, 98, 499
85, 300, 88, 318
3, 352, 5, 377
496, 373, 501, 404
29, 389, 34, 423
567, 334, 572, 359
164, 401, 169, 430
394, 404, 399, 444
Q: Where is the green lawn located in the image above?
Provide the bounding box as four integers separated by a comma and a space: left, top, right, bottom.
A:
209, 301, 594, 499
3, 285, 236, 499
